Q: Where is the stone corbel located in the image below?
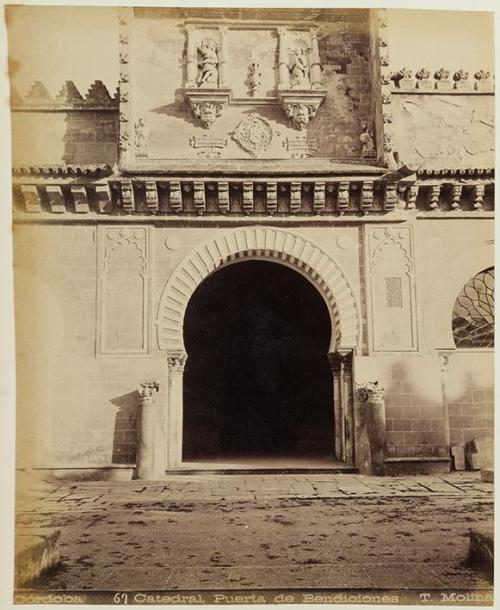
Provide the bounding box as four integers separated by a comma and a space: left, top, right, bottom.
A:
279, 91, 327, 131
184, 89, 232, 129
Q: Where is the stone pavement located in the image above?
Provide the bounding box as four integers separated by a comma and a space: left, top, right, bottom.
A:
15, 472, 494, 594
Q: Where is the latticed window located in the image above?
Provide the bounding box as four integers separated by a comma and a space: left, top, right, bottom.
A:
452, 267, 494, 348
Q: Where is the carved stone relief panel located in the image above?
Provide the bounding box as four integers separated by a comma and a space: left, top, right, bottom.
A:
366, 226, 417, 351
97, 226, 150, 355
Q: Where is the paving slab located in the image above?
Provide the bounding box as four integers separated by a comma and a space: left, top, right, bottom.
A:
15, 472, 494, 594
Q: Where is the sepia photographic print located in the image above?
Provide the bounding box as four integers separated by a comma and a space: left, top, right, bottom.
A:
1, 1, 496, 607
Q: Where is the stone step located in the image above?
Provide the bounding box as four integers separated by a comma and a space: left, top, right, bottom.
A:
15, 529, 61, 587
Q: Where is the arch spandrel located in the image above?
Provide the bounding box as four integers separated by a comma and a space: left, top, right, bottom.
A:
157, 227, 361, 354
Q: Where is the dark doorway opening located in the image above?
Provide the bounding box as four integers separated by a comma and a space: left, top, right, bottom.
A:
183, 260, 334, 462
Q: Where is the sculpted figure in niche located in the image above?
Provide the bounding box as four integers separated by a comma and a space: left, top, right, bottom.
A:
290, 47, 310, 89
197, 38, 219, 87
360, 120, 375, 158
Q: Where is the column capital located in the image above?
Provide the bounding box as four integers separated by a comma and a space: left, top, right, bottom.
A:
310, 26, 320, 39
327, 349, 353, 370
138, 381, 159, 399
437, 348, 456, 372
355, 381, 384, 403
167, 351, 187, 372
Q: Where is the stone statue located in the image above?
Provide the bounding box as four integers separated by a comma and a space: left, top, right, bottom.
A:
290, 47, 309, 88
197, 39, 219, 87
360, 120, 375, 158
286, 103, 315, 130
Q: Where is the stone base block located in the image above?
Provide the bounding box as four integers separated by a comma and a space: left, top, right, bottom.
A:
15, 529, 61, 587
481, 469, 494, 483
26, 466, 135, 482
467, 527, 493, 582
384, 457, 451, 476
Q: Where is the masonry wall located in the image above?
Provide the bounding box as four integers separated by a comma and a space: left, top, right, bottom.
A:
14, 217, 494, 471
11, 111, 119, 166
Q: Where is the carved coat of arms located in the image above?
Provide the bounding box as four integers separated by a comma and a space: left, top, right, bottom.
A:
231, 113, 273, 156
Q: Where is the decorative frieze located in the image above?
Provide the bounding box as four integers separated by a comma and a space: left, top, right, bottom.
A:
12, 178, 493, 216
391, 66, 494, 93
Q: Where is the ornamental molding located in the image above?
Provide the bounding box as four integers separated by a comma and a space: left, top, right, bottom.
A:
231, 114, 273, 156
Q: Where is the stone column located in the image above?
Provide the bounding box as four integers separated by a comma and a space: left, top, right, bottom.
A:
185, 26, 197, 87
218, 27, 228, 88
277, 28, 290, 89
166, 352, 187, 469
438, 349, 455, 453
309, 27, 322, 89
136, 381, 160, 480
327, 350, 354, 463
328, 353, 344, 461
355, 382, 386, 476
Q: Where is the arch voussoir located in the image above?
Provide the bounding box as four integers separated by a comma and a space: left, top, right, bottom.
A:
157, 227, 360, 353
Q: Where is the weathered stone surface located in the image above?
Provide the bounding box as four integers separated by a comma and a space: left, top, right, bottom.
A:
391, 94, 494, 171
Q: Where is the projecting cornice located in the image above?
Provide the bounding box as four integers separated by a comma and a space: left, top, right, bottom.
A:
11, 174, 494, 218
